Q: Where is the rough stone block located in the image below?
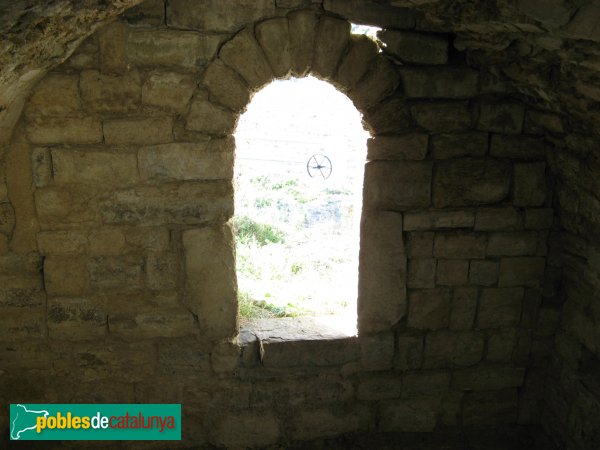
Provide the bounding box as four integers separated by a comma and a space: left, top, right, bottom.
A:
168, 0, 275, 32
88, 228, 126, 255
47, 297, 106, 339
490, 134, 546, 159
288, 10, 320, 77
396, 335, 423, 370
324, 0, 416, 28
449, 286, 478, 330
403, 371, 451, 398
261, 338, 358, 367
478, 102, 525, 134
63, 36, 98, 70
26, 117, 103, 145
363, 161, 432, 210
216, 411, 279, 448
361, 333, 394, 370
357, 374, 402, 400
211, 340, 242, 373
487, 329, 518, 362
498, 257, 545, 287
312, 15, 350, 80
436, 259, 468, 286
220, 28, 273, 89
406, 232, 434, 258
525, 110, 564, 135
122, 0, 165, 27
186, 96, 237, 136
31, 147, 52, 188
477, 287, 524, 328
404, 210, 474, 231
408, 288, 450, 330
400, 67, 479, 99
127, 30, 221, 67
367, 133, 428, 161
52, 149, 138, 186
378, 30, 448, 65
410, 101, 472, 132
100, 181, 232, 225
364, 96, 411, 134
103, 117, 173, 145
97, 21, 128, 73
146, 252, 178, 290
474, 207, 522, 231
37, 231, 88, 255
462, 389, 518, 425
433, 158, 511, 207
158, 341, 211, 374
139, 139, 234, 181
407, 258, 436, 289
142, 71, 196, 112
350, 57, 400, 110
125, 227, 170, 251
423, 331, 485, 368
0, 255, 36, 284
292, 406, 369, 440
25, 73, 80, 117
35, 186, 98, 227
431, 132, 488, 159
487, 232, 538, 256
44, 256, 89, 296
469, 260, 499, 286
335, 34, 378, 90
513, 162, 546, 207
256, 17, 291, 78
379, 398, 439, 432
525, 208, 554, 230
183, 224, 237, 341
452, 367, 525, 391
110, 305, 197, 339
88, 256, 144, 290
0, 305, 45, 339
358, 211, 406, 332
434, 232, 486, 259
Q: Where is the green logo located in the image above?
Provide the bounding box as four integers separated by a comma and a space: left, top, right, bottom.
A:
10, 404, 181, 440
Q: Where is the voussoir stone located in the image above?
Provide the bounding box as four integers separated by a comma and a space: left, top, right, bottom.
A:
186, 97, 237, 136
220, 28, 273, 90
255, 17, 291, 79
288, 10, 320, 77
312, 15, 350, 80
202, 59, 250, 112
335, 34, 378, 90
350, 57, 400, 111
433, 158, 511, 207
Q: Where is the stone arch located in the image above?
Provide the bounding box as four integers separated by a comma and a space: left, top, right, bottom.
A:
184, 9, 407, 336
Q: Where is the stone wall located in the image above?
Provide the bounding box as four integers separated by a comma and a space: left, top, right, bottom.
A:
0, 0, 565, 448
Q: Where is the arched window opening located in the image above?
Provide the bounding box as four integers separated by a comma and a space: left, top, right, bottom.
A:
234, 76, 369, 335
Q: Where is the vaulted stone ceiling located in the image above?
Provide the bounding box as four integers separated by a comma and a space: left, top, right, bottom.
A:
1, 0, 600, 142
